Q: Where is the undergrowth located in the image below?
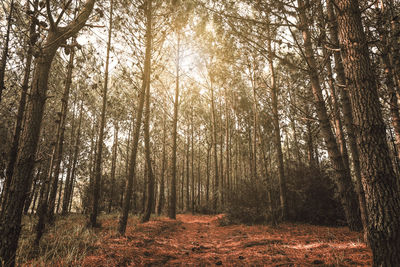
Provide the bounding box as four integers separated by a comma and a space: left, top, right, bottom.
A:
16, 213, 121, 266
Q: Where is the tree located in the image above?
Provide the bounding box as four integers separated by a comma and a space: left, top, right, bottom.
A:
89, 0, 113, 228
334, 0, 400, 264
0, 0, 14, 103
0, 0, 96, 265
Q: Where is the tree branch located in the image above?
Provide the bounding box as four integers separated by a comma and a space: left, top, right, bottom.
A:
46, 0, 56, 30
55, 0, 73, 26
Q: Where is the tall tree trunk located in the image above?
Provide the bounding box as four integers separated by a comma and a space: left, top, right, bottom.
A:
3, 1, 37, 210
334, 0, 400, 264
157, 113, 166, 215
186, 133, 190, 211
56, 164, 64, 214
0, 1, 95, 264
169, 31, 179, 219
47, 40, 76, 225
327, 0, 368, 239
118, 0, 152, 235
297, 0, 362, 231
141, 1, 154, 221
108, 125, 119, 213
64, 100, 83, 214
210, 81, 219, 213
90, 0, 113, 227
205, 142, 211, 206
267, 26, 287, 219
0, 0, 14, 103
191, 108, 195, 214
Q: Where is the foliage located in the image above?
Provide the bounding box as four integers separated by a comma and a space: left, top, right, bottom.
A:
285, 163, 346, 226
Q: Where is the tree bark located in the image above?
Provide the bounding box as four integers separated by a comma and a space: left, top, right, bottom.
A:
118, 0, 152, 235
169, 31, 179, 219
0, 0, 14, 103
297, 0, 362, 231
0, 1, 96, 264
3, 1, 37, 210
327, 0, 368, 239
47, 40, 76, 225
334, 0, 400, 264
89, 0, 113, 227
108, 125, 119, 213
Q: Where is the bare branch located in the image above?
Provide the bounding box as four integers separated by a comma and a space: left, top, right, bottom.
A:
45, 0, 56, 30
55, 0, 73, 26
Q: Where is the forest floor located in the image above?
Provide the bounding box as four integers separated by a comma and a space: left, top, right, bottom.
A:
81, 214, 372, 266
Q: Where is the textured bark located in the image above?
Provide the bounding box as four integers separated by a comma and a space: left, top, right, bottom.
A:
0, 0, 14, 103
169, 31, 179, 219
64, 101, 83, 215
334, 0, 400, 264
90, 0, 113, 227
47, 41, 76, 225
327, 0, 368, 239
267, 28, 287, 220
141, 1, 154, 222
3, 1, 37, 208
141, 58, 154, 223
118, 0, 151, 235
297, 0, 362, 231
0, 1, 96, 264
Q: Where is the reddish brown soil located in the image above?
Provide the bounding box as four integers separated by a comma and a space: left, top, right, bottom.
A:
82, 214, 372, 266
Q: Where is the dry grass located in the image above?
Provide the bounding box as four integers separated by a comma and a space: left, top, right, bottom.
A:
15, 213, 372, 266
16, 213, 121, 266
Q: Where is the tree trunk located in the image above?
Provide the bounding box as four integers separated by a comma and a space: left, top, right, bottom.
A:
157, 113, 166, 215
0, 1, 95, 264
297, 0, 362, 231
169, 31, 179, 219
267, 28, 287, 220
334, 0, 400, 264
90, 0, 113, 227
3, 1, 37, 210
327, 0, 368, 239
141, 1, 154, 221
210, 80, 219, 213
118, 0, 152, 235
108, 125, 119, 213
0, 0, 14, 103
47, 40, 76, 225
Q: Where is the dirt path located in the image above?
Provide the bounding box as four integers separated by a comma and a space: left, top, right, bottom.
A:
82, 214, 372, 266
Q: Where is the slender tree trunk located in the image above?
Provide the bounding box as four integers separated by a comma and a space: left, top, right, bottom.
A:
141, 2, 154, 221
56, 164, 64, 214
90, 0, 113, 227
157, 113, 166, 215
210, 81, 219, 212
47, 41, 76, 225
267, 28, 287, 219
297, 0, 362, 231
186, 133, 190, 211
108, 125, 119, 213
334, 0, 400, 264
0, 1, 95, 261
67, 101, 83, 213
118, 0, 152, 235
191, 108, 195, 214
169, 31, 179, 219
0, 0, 14, 103
206, 142, 210, 206
3, 1, 37, 210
